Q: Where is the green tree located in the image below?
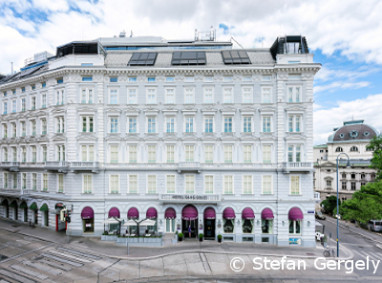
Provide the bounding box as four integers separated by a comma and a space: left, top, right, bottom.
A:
367, 135, 382, 180
321, 195, 340, 215
340, 181, 382, 224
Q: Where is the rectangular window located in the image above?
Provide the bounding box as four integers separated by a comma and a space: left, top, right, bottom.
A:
223, 87, 233, 103
243, 145, 252, 163
165, 88, 175, 104
110, 117, 118, 133
43, 173, 48, 191
12, 147, 17, 162
12, 123, 17, 137
262, 145, 272, 163
128, 145, 137, 163
185, 145, 194, 162
83, 175, 92, 193
166, 175, 175, 193
147, 175, 156, 194
81, 88, 93, 104
21, 147, 26, 162
288, 144, 302, 162
3, 124, 7, 138
342, 181, 347, 190
57, 145, 65, 161
58, 174, 64, 193
224, 145, 233, 163
224, 175, 233, 194
185, 175, 195, 194
165, 76, 175, 82
288, 86, 301, 103
204, 116, 213, 133
31, 146, 37, 163
128, 117, 137, 133
262, 175, 273, 194
243, 175, 253, 194
109, 89, 118, 104
127, 88, 137, 104
128, 77, 137, 82
204, 145, 213, 163
146, 88, 157, 104
243, 116, 252, 133
242, 87, 253, 103
21, 98, 26, 111
12, 100, 16, 113
288, 115, 302, 132
81, 145, 94, 162
31, 97, 36, 110
32, 120, 37, 135
262, 116, 271, 133
32, 173, 37, 191
110, 145, 119, 163
82, 116, 94, 132
12, 173, 17, 189
166, 117, 175, 133
204, 175, 214, 194
290, 176, 300, 195
4, 172, 9, 189
22, 173, 27, 189
147, 117, 156, 133
203, 87, 214, 104
128, 175, 138, 193
224, 117, 233, 133
351, 182, 356, 191
42, 146, 47, 162
147, 77, 156, 82
110, 175, 120, 194
110, 77, 118, 82
166, 145, 175, 163
42, 94, 47, 108
184, 87, 195, 104
261, 87, 272, 103
148, 145, 156, 163
41, 119, 47, 135
56, 89, 64, 105
185, 117, 194, 133
3, 102, 8, 114
56, 117, 65, 133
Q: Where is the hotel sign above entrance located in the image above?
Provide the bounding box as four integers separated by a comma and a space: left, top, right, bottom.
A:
159, 194, 221, 203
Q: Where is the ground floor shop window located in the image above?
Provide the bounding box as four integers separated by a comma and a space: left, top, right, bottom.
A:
262, 219, 273, 234
34, 210, 38, 224
289, 220, 301, 234
223, 219, 234, 233
83, 218, 94, 233
166, 218, 175, 233
242, 219, 253, 233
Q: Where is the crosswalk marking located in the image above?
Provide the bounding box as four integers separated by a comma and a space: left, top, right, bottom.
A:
356, 250, 382, 261
22, 260, 63, 276
0, 269, 36, 283
11, 264, 48, 280
48, 249, 93, 263
57, 247, 101, 260
41, 253, 83, 267
37, 258, 72, 271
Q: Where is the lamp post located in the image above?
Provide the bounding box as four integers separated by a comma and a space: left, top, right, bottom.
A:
336, 152, 350, 257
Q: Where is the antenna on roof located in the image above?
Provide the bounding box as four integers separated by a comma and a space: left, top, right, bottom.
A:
130, 30, 133, 37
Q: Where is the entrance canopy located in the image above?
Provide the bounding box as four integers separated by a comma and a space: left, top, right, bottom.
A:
128, 207, 139, 219
29, 202, 38, 211
204, 207, 216, 219
123, 219, 137, 227
108, 207, 120, 218
146, 207, 157, 219
40, 203, 49, 212
242, 207, 254, 219
289, 207, 303, 220
182, 205, 198, 220
140, 219, 156, 226
261, 208, 274, 220
165, 207, 176, 219
81, 206, 94, 219
223, 207, 236, 219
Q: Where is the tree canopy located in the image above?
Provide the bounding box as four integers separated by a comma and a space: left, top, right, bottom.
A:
321, 195, 340, 215
367, 134, 382, 180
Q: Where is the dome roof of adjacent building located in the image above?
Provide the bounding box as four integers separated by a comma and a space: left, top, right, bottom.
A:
328, 120, 378, 142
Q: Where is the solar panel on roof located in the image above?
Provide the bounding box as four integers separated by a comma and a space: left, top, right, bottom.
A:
221, 50, 251, 65
171, 51, 206, 65
128, 52, 158, 66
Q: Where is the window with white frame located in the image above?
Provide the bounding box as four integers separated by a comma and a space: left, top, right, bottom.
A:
166, 145, 175, 163
127, 88, 137, 104
166, 76, 175, 82
242, 86, 253, 103
56, 117, 65, 133
41, 93, 47, 108
128, 175, 138, 193
31, 120, 36, 136
289, 219, 301, 234
58, 174, 64, 193
110, 175, 120, 194
165, 88, 175, 104
262, 175, 273, 194
3, 101, 8, 114
42, 173, 48, 191
110, 117, 118, 133
204, 175, 214, 194
83, 174, 92, 193
2, 124, 7, 138
12, 147, 17, 162
243, 116, 252, 133
147, 175, 156, 194
12, 173, 17, 189
288, 115, 302, 132
109, 89, 118, 104
31, 96, 36, 110
148, 145, 156, 163
184, 76, 194, 82
146, 88, 157, 104
166, 117, 175, 133
224, 175, 233, 194
82, 116, 94, 132
223, 76, 233, 82
204, 116, 213, 133
11, 122, 16, 137
243, 145, 252, 163
21, 98, 26, 111
185, 116, 194, 133
147, 116, 156, 133
166, 175, 175, 193
3, 172, 8, 189
287, 86, 301, 103
20, 121, 26, 136
185, 145, 194, 162
184, 87, 195, 104
203, 87, 214, 103
288, 145, 302, 162
32, 173, 37, 190
81, 88, 94, 104
41, 119, 47, 135
185, 175, 195, 194
31, 146, 37, 163
204, 145, 213, 163
128, 117, 137, 133
56, 89, 64, 105
224, 145, 233, 163
22, 173, 27, 189
223, 87, 233, 103
262, 144, 272, 163
109, 145, 119, 163
126, 145, 136, 163
42, 145, 47, 162
2, 148, 8, 162
242, 175, 253, 194
12, 100, 16, 113
21, 147, 26, 162
81, 145, 94, 162
224, 116, 233, 133
290, 175, 300, 195
57, 145, 65, 161
262, 116, 272, 133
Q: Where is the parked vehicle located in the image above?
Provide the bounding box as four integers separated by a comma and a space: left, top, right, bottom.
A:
315, 211, 326, 220
368, 220, 382, 232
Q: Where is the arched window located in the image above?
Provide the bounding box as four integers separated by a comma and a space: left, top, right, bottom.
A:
335, 147, 343, 152
350, 146, 358, 152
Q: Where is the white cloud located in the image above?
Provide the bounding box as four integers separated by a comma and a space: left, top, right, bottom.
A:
314, 94, 382, 145
314, 81, 370, 94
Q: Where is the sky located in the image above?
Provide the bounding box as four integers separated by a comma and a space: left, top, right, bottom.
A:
1, 0, 382, 145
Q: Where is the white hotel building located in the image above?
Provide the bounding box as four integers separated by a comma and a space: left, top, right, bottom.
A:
0, 33, 320, 246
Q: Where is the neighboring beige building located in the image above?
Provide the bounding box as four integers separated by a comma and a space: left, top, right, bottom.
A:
314, 120, 378, 201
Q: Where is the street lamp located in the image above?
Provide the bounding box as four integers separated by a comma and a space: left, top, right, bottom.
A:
336, 152, 350, 257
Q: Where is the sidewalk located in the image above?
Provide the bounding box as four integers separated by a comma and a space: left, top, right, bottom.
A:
0, 218, 351, 260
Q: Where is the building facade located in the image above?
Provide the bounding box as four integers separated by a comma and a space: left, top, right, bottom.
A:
0, 34, 320, 247
314, 120, 378, 201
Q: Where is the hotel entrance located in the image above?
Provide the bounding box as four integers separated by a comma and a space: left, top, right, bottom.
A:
182, 205, 198, 238
204, 207, 216, 240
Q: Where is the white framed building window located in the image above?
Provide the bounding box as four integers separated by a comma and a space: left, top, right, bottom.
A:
128, 117, 137, 133
109, 117, 119, 133
184, 116, 194, 133
184, 87, 195, 104
224, 116, 233, 133
288, 115, 302, 132
262, 175, 273, 194
166, 145, 175, 163
166, 117, 175, 133
243, 145, 252, 163
185, 175, 195, 194
242, 86, 253, 103
42, 173, 48, 191
166, 175, 176, 193
110, 145, 119, 163
262, 116, 272, 133
127, 88, 137, 104
146, 88, 157, 104
11, 122, 16, 137
58, 174, 64, 193
287, 86, 302, 103
41, 93, 47, 108
242, 116, 252, 133
32, 173, 37, 190
109, 89, 119, 104
3, 172, 9, 189
204, 175, 214, 194
12, 173, 17, 189
262, 144, 272, 163
21, 98, 26, 111
57, 145, 65, 161
224, 145, 233, 163
261, 87, 272, 103
56, 117, 65, 133
185, 145, 194, 162
31, 96, 36, 110
128, 175, 138, 193
22, 173, 27, 189
81, 88, 94, 104
20, 121, 26, 136
56, 89, 65, 105
109, 175, 120, 194
83, 174, 92, 194
223, 87, 233, 103
81, 145, 94, 162
203, 87, 214, 104
147, 116, 156, 133
41, 119, 47, 135
204, 145, 213, 163
147, 175, 156, 194
223, 175, 234, 194
2, 124, 7, 138
242, 175, 253, 194
204, 116, 214, 133
290, 175, 301, 195
31, 120, 36, 136
165, 88, 175, 104
42, 145, 47, 162
128, 145, 137, 163
288, 144, 302, 162
21, 147, 26, 162
184, 76, 194, 82
82, 116, 94, 132
148, 145, 156, 163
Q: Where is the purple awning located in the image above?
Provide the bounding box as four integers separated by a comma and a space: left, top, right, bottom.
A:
223, 207, 236, 219
128, 207, 139, 219
242, 207, 255, 219
261, 208, 274, 220
165, 207, 176, 219
81, 206, 94, 219
289, 207, 303, 220
182, 205, 198, 220
108, 207, 120, 218
146, 207, 157, 219
204, 207, 216, 219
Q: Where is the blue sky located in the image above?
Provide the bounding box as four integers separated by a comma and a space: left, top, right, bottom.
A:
1, 0, 382, 144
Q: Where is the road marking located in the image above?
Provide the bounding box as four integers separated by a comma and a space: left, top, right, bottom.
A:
0, 269, 36, 283
48, 249, 93, 263
57, 247, 101, 260
37, 258, 72, 271
41, 253, 83, 267
11, 264, 49, 280
22, 260, 63, 276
